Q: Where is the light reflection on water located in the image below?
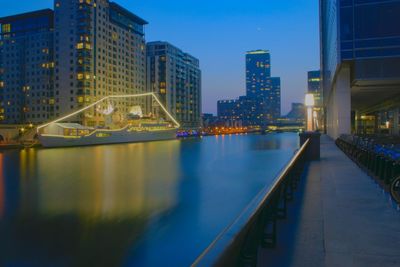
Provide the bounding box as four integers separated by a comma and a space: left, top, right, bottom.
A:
0, 133, 298, 267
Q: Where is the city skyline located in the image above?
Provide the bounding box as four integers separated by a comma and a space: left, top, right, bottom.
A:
0, 0, 320, 115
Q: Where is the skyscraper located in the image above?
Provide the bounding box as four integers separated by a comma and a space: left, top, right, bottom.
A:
307, 71, 322, 108
246, 50, 271, 98
307, 70, 323, 130
320, 0, 400, 137
0, 1, 148, 126
147, 41, 202, 128
0, 10, 55, 124
245, 50, 281, 126
54, 0, 148, 126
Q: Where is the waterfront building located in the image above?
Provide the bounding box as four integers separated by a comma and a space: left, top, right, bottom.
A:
307, 71, 322, 107
217, 99, 242, 127
202, 113, 217, 128
245, 50, 281, 126
320, 0, 400, 138
217, 99, 238, 121
54, 0, 148, 127
307, 70, 323, 130
0, 1, 148, 127
147, 41, 202, 128
246, 50, 271, 98
0, 10, 55, 124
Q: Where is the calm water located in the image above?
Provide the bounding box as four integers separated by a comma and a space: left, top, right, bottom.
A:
0, 133, 299, 267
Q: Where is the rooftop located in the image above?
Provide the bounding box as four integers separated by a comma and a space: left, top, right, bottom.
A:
0, 9, 53, 24
246, 49, 270, 55
110, 2, 148, 25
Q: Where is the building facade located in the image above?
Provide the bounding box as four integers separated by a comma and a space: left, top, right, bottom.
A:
307, 70, 322, 107
0, 1, 148, 126
54, 0, 148, 127
217, 99, 239, 121
307, 70, 323, 130
0, 10, 55, 124
320, 0, 400, 138
147, 41, 201, 128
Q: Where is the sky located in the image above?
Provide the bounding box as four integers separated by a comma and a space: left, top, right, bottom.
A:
0, 0, 320, 115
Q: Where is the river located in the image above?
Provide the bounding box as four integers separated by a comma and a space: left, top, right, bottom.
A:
0, 133, 299, 267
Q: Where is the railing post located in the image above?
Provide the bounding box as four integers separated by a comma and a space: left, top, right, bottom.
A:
299, 132, 321, 161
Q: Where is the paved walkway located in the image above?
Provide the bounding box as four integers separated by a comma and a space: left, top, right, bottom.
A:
258, 135, 400, 267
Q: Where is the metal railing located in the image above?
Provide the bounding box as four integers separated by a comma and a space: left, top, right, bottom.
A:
192, 139, 311, 267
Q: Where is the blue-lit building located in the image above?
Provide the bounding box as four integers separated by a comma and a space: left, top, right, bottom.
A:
245, 50, 281, 126
216, 50, 281, 127
321, 0, 400, 137
217, 99, 239, 121
0, 10, 54, 124
246, 50, 271, 98
308, 70, 322, 108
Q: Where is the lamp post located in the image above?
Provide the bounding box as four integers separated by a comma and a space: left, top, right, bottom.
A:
305, 93, 315, 132
300, 93, 320, 161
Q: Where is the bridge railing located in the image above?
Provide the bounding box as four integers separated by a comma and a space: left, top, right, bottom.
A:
192, 138, 311, 267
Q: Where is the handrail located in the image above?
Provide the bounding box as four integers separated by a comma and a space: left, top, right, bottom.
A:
192, 138, 311, 267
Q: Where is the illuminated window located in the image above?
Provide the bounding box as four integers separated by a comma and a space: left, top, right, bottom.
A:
96, 133, 111, 138
77, 96, 84, 103
76, 43, 84, 49
77, 73, 84, 80
0, 81, 4, 88
1, 24, 11, 34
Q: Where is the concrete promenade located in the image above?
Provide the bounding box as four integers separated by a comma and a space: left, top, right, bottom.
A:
258, 135, 400, 267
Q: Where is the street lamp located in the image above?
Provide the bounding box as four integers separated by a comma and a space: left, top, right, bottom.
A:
305, 93, 315, 132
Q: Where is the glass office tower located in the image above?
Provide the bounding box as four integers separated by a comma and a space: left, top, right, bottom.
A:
320, 0, 400, 137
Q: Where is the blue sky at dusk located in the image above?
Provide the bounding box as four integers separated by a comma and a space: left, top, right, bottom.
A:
0, 0, 320, 115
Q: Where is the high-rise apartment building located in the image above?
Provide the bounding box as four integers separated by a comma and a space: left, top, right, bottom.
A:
246, 50, 271, 98
147, 41, 201, 128
307, 70, 322, 107
216, 50, 281, 127
0, 10, 55, 124
245, 50, 281, 126
0, 1, 148, 126
54, 0, 148, 126
321, 0, 400, 137
307, 70, 323, 130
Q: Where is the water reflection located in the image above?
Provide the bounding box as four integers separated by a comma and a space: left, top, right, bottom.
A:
0, 133, 298, 267
0, 141, 181, 267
